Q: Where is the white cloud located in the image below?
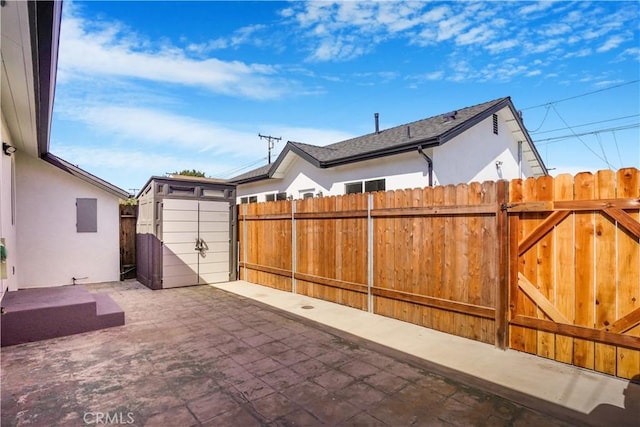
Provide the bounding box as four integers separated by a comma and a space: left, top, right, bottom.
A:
455, 25, 495, 46
55, 100, 355, 155
187, 24, 268, 55
436, 16, 471, 42
540, 23, 572, 37
58, 7, 288, 100
423, 71, 445, 81
615, 47, 640, 62
529, 38, 562, 54
420, 5, 450, 23
53, 144, 227, 178
564, 48, 591, 58
526, 70, 542, 77
597, 35, 624, 53
486, 40, 519, 54
594, 79, 624, 87
57, 103, 260, 154
518, 1, 556, 16
308, 35, 366, 62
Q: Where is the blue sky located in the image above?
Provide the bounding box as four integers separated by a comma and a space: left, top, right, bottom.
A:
50, 1, 640, 193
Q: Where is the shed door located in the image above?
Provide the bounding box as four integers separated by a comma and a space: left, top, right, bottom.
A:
162, 199, 230, 288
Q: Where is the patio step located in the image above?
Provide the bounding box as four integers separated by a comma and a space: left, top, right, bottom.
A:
94, 293, 125, 328
0, 286, 125, 346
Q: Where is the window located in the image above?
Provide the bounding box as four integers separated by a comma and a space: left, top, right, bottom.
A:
492, 114, 498, 135
240, 196, 257, 204
365, 179, 385, 193
345, 182, 363, 194
77, 198, 97, 232
345, 179, 386, 194
266, 192, 287, 202
299, 189, 315, 199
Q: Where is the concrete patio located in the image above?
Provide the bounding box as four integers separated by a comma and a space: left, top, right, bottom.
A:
0, 280, 633, 426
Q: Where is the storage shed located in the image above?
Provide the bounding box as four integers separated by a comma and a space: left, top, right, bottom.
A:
136, 176, 237, 290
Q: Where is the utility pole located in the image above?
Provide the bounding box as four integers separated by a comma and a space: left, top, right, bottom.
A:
258, 134, 282, 164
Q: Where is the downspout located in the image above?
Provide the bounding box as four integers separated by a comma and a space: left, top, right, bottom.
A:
417, 146, 433, 187
517, 141, 523, 179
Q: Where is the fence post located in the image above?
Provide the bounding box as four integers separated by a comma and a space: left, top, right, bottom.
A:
242, 203, 247, 281
495, 180, 509, 350
291, 199, 297, 294
367, 193, 373, 313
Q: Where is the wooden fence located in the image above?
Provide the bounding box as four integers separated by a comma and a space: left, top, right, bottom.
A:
120, 204, 137, 280
238, 168, 640, 379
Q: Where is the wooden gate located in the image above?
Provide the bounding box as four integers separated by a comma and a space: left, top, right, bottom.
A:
120, 204, 137, 280
506, 169, 640, 379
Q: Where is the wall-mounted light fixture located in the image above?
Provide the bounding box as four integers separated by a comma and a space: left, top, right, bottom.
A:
2, 143, 16, 156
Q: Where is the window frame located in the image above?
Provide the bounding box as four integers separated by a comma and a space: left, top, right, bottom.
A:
345, 181, 363, 194
364, 178, 386, 193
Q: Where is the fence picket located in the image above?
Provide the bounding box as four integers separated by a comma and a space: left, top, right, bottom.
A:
594, 171, 617, 374
536, 175, 555, 359
574, 172, 596, 370
521, 177, 539, 355
615, 168, 640, 379
553, 174, 575, 364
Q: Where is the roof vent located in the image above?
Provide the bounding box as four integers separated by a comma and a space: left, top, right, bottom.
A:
374, 113, 380, 134
442, 110, 457, 122
407, 126, 411, 138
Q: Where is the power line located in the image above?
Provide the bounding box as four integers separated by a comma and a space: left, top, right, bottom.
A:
549, 104, 614, 168
534, 123, 639, 143
521, 79, 640, 111
595, 133, 610, 169
527, 105, 550, 133
217, 157, 268, 177
530, 114, 640, 135
612, 131, 623, 169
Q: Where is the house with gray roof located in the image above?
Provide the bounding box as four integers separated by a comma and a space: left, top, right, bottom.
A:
230, 97, 547, 203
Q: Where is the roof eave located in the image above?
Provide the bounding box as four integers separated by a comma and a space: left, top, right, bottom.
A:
437, 97, 511, 145
29, 0, 63, 158
43, 153, 131, 199
228, 173, 272, 185
321, 137, 439, 168
507, 104, 549, 176
267, 142, 321, 178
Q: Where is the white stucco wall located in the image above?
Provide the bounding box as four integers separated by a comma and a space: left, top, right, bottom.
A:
0, 113, 19, 294
15, 154, 121, 288
237, 150, 433, 202
433, 111, 535, 185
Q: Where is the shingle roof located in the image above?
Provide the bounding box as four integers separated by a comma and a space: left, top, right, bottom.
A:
230, 96, 546, 183
227, 163, 272, 184
293, 97, 508, 163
